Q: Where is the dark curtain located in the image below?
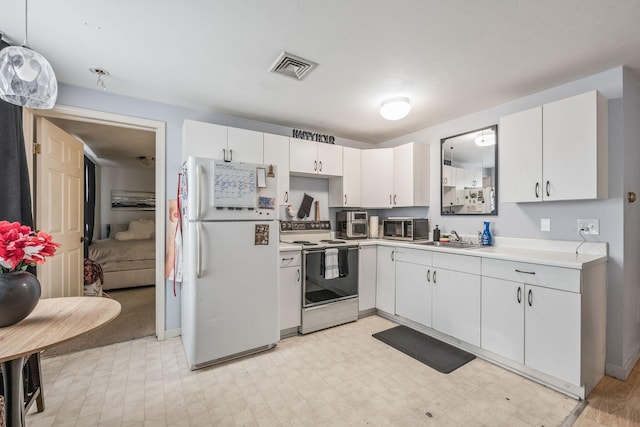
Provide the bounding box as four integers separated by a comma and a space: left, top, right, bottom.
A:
84, 155, 96, 258
0, 39, 34, 228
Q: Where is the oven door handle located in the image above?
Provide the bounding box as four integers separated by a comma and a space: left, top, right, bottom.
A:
304, 247, 359, 254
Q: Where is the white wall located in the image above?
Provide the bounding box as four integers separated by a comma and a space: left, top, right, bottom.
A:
622, 70, 640, 371
97, 165, 155, 238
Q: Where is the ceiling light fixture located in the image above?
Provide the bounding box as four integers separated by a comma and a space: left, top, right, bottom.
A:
380, 97, 411, 120
475, 130, 496, 147
0, 0, 57, 109
90, 68, 109, 90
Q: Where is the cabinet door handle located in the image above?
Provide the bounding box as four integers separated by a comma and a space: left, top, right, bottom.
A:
517, 286, 522, 304
391, 250, 395, 262
515, 269, 536, 275
229, 149, 233, 161
389, 195, 392, 205
314, 160, 317, 171
319, 161, 322, 171
443, 177, 447, 185
285, 191, 289, 203
528, 289, 533, 306
427, 269, 431, 282
546, 180, 550, 197
433, 270, 437, 284
344, 195, 347, 205
393, 194, 397, 205
297, 268, 300, 282
222, 148, 227, 161
282, 257, 294, 261
535, 182, 540, 198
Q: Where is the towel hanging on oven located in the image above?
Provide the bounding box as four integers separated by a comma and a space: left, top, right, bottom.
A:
324, 248, 339, 279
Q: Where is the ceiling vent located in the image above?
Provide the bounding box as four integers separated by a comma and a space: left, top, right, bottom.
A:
269, 51, 317, 80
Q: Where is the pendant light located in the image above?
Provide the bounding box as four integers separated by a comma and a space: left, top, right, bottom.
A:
380, 97, 411, 120
0, 0, 58, 109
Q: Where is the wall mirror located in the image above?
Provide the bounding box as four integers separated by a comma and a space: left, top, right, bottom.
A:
441, 125, 498, 215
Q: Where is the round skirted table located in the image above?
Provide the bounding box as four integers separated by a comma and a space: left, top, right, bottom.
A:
0, 297, 121, 427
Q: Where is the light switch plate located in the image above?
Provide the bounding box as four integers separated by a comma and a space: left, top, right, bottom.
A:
541, 218, 551, 232
577, 219, 600, 235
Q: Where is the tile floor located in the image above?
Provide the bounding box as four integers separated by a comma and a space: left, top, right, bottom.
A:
27, 316, 579, 426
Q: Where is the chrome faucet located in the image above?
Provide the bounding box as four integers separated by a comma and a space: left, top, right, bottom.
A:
450, 230, 461, 242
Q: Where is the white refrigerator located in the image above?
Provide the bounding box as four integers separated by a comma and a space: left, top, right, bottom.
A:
180, 157, 280, 369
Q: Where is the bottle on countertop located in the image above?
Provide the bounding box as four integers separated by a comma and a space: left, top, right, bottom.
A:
432, 225, 440, 242
481, 221, 492, 246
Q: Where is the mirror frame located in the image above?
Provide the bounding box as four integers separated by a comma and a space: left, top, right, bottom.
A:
440, 124, 498, 216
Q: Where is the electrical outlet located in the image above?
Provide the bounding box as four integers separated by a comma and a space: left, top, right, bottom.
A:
577, 219, 599, 235
541, 218, 551, 232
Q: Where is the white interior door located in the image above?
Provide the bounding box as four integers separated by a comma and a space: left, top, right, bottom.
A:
36, 118, 84, 298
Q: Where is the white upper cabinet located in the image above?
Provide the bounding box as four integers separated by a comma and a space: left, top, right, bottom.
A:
329, 146, 361, 207
289, 138, 343, 177
500, 91, 608, 203
227, 127, 264, 163
263, 133, 290, 205
543, 91, 608, 201
361, 143, 429, 208
361, 148, 394, 208
392, 142, 430, 207
182, 119, 228, 162
500, 106, 543, 202
182, 120, 263, 163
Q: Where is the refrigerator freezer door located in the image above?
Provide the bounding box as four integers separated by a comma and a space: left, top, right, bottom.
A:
181, 220, 279, 369
184, 157, 279, 221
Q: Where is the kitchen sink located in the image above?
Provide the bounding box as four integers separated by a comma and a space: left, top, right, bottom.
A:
415, 241, 482, 249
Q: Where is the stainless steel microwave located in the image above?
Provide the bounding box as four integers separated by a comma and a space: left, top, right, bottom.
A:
382, 218, 429, 241
336, 211, 368, 239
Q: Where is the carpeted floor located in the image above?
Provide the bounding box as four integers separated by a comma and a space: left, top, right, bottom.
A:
42, 285, 155, 358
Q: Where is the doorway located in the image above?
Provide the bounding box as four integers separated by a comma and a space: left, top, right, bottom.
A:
23, 105, 167, 340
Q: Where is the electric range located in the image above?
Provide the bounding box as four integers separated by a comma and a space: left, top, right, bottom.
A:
279, 220, 358, 249
279, 220, 360, 334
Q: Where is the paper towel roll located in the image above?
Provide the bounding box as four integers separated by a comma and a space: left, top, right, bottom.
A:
369, 216, 379, 238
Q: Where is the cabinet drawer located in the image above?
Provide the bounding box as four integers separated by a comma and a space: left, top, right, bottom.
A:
280, 251, 301, 267
482, 258, 580, 293
432, 252, 480, 275
394, 247, 432, 266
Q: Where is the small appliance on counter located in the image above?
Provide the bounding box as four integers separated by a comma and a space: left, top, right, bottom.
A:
382, 217, 429, 241
336, 210, 368, 239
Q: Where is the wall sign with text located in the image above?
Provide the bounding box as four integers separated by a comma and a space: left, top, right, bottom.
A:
292, 129, 335, 144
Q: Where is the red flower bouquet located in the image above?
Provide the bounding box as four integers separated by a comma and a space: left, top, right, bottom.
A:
0, 221, 60, 273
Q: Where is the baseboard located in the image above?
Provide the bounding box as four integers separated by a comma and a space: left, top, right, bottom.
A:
164, 328, 181, 339
606, 347, 640, 380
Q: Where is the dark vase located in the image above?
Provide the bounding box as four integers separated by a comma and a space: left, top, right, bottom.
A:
0, 271, 41, 328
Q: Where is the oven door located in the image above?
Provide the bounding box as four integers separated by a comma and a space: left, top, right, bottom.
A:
303, 247, 359, 308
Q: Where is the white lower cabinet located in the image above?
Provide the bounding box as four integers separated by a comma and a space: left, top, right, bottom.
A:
481, 257, 605, 396
481, 276, 525, 363
279, 250, 301, 332
375, 246, 396, 314
525, 284, 581, 385
481, 276, 580, 385
431, 253, 481, 346
395, 261, 432, 327
358, 245, 377, 312
395, 248, 433, 327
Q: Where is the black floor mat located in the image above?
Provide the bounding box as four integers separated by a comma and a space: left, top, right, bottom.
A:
373, 325, 475, 374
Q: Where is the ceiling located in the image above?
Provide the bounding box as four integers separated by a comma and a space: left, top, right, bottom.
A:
3, 0, 640, 153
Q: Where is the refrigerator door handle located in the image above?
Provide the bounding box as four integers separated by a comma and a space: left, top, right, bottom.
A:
197, 222, 203, 278
196, 163, 202, 220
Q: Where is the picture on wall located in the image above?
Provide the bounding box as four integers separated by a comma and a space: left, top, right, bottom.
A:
111, 190, 156, 210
